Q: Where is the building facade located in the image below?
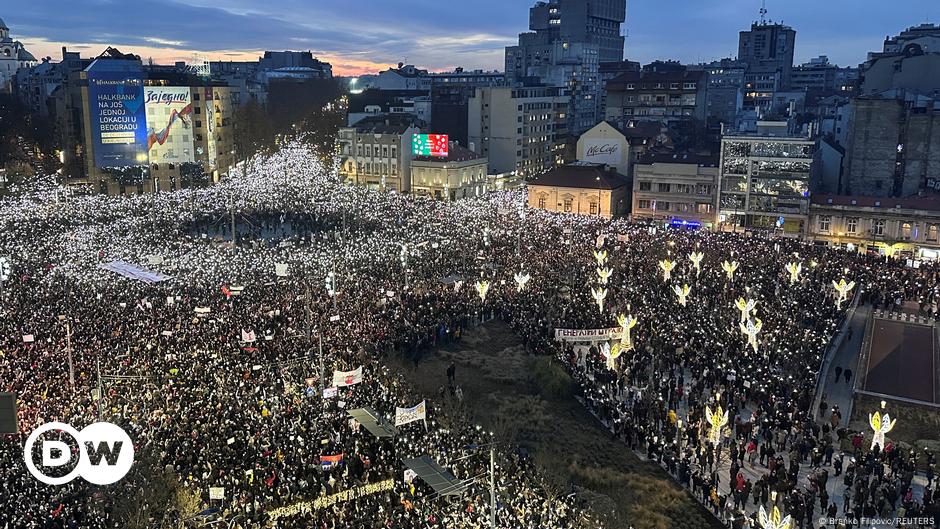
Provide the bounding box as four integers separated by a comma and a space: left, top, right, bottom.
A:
576, 121, 630, 177
631, 153, 719, 228
604, 67, 707, 125
526, 162, 630, 219
718, 122, 816, 234
467, 86, 568, 178
504, 0, 626, 135
808, 194, 940, 260
410, 142, 487, 200
337, 115, 419, 193
790, 56, 859, 93
0, 17, 36, 93
843, 91, 940, 198
738, 21, 796, 91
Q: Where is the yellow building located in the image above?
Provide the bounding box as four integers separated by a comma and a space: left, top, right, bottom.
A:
809, 194, 940, 260
410, 142, 487, 200
527, 162, 631, 219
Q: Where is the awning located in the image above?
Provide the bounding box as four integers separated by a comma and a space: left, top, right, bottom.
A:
401, 455, 469, 498
348, 407, 399, 438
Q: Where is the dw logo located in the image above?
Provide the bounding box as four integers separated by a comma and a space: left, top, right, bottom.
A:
23, 422, 135, 485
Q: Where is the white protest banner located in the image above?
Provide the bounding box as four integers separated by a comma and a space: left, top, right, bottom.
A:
395, 400, 427, 426
332, 367, 362, 388
322, 387, 338, 399
275, 263, 289, 277
22, 334, 34, 343
166, 296, 175, 306
404, 469, 417, 483
209, 487, 225, 500
241, 330, 256, 343
554, 327, 622, 342
194, 307, 211, 315
161, 330, 173, 337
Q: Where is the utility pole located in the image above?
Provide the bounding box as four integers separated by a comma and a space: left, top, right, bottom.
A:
96, 355, 104, 420
230, 193, 236, 248
489, 445, 496, 529
66, 320, 74, 392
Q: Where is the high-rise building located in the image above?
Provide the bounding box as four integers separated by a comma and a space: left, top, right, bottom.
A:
467, 86, 569, 177
859, 24, 940, 96
505, 0, 626, 135
738, 21, 796, 90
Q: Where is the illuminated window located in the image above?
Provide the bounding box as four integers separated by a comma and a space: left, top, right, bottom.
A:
563, 197, 573, 212
589, 202, 598, 215
928, 225, 938, 242
538, 197, 546, 208
818, 215, 831, 232
901, 222, 912, 239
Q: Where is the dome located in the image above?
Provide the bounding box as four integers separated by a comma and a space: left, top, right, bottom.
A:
17, 47, 36, 62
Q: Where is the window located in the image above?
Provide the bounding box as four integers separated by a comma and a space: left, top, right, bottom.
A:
697, 203, 712, 213
683, 82, 697, 90
638, 181, 651, 191
638, 199, 651, 209
846, 217, 858, 234
626, 83, 635, 90
818, 215, 831, 233
928, 225, 938, 242
657, 183, 670, 193
901, 222, 912, 240
873, 219, 885, 236
589, 202, 598, 215
563, 197, 573, 212
538, 197, 546, 208
670, 83, 679, 90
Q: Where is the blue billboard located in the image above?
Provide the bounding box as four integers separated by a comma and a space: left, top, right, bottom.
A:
87, 65, 147, 168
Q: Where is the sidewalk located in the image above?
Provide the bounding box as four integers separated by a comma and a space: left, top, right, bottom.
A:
818, 304, 871, 428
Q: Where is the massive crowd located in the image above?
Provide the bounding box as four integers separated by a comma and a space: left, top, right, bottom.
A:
0, 145, 937, 529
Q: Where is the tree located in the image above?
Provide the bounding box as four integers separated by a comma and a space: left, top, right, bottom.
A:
232, 99, 276, 162
110, 453, 205, 529
180, 161, 210, 188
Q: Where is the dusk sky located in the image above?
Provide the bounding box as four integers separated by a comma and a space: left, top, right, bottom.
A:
7, 0, 940, 76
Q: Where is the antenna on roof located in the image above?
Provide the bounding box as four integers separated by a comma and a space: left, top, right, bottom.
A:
759, 0, 767, 23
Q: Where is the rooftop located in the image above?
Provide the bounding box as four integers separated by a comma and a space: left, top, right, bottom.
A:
349, 114, 419, 135
528, 163, 630, 190
413, 142, 485, 163
637, 152, 718, 166
812, 194, 940, 213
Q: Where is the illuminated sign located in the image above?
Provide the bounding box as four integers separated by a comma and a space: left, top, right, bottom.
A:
412, 134, 448, 157
88, 66, 147, 168
669, 218, 702, 229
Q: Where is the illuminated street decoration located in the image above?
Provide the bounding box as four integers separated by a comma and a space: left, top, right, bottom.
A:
785, 262, 802, 285
721, 260, 739, 281
869, 402, 897, 451
591, 287, 608, 314
673, 284, 691, 306
610, 313, 637, 358
758, 505, 792, 529
658, 259, 676, 282
705, 404, 729, 446
594, 250, 607, 265
735, 297, 757, 323
514, 271, 531, 292
740, 318, 762, 354
597, 267, 613, 285
475, 280, 490, 303
689, 251, 704, 277
832, 278, 856, 309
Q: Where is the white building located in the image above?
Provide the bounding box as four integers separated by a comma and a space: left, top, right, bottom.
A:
0, 18, 37, 93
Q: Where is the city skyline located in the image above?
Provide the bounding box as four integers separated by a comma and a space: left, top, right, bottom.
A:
6, 0, 940, 76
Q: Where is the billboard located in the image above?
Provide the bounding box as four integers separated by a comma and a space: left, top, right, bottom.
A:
412, 134, 449, 157
582, 139, 623, 166
145, 87, 194, 164
88, 70, 147, 168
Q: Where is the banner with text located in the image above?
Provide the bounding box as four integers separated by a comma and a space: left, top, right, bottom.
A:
395, 400, 427, 426
332, 366, 363, 388
554, 327, 622, 342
